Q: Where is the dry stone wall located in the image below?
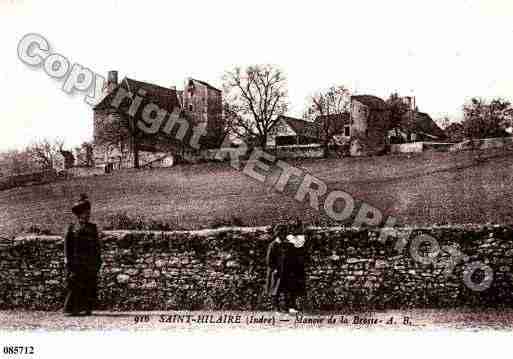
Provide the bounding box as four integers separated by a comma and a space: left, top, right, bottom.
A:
1, 226, 512, 311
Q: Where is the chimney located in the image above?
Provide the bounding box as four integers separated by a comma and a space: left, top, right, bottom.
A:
107, 70, 118, 93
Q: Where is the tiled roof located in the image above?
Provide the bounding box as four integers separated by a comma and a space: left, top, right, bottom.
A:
352, 95, 387, 110
190, 78, 222, 92
94, 77, 181, 114
278, 116, 319, 138
401, 112, 446, 139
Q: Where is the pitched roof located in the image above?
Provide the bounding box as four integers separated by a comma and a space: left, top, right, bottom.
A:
277, 116, 319, 138
190, 78, 222, 92
315, 113, 350, 125
352, 95, 387, 110
94, 77, 181, 113
401, 112, 446, 139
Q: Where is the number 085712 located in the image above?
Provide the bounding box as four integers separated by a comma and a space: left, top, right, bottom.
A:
3, 346, 35, 355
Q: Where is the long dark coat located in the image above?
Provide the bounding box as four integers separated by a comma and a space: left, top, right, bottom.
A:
265, 238, 306, 296
282, 243, 306, 295
63, 222, 102, 313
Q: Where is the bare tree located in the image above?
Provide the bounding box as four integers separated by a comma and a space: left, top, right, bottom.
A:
74, 142, 95, 167
223, 65, 288, 147
462, 97, 512, 161
435, 116, 451, 130
304, 85, 351, 155
462, 97, 511, 139
2, 149, 36, 175
25, 138, 64, 170
386, 92, 412, 141
95, 109, 137, 167
444, 122, 465, 143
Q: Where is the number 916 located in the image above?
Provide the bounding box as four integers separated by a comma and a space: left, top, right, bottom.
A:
134, 315, 150, 323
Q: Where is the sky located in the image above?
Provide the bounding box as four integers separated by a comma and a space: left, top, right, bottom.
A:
1, 0, 513, 151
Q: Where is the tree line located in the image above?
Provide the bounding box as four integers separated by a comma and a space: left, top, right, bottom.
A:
0, 140, 93, 176
222, 65, 512, 149
3, 64, 511, 174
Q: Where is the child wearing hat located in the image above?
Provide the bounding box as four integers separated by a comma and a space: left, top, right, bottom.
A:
265, 223, 287, 312
265, 220, 306, 314
282, 218, 306, 314
63, 194, 102, 316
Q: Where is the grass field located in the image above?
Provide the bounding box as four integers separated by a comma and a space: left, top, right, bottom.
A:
1, 148, 513, 237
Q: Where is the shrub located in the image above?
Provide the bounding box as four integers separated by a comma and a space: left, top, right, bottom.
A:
103, 212, 183, 231
25, 225, 54, 235
210, 216, 245, 228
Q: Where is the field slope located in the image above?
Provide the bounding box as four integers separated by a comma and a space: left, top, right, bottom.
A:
1, 149, 513, 237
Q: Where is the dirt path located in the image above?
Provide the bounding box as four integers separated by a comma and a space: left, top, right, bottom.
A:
1, 309, 512, 332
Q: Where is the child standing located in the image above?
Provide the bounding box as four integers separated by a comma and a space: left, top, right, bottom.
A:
265, 221, 306, 314
63, 194, 102, 316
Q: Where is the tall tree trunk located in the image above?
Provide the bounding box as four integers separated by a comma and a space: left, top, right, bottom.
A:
261, 133, 267, 149
128, 115, 140, 169
133, 139, 139, 169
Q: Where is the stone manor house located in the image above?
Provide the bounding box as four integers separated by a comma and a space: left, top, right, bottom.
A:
92, 71, 223, 169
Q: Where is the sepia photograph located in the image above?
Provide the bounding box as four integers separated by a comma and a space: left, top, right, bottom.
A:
1, 0, 513, 357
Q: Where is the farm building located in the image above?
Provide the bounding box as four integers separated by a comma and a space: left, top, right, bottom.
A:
350, 94, 446, 155
266, 116, 320, 147
388, 97, 446, 143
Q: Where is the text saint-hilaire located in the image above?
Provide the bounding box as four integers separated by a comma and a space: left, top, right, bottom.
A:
159, 314, 242, 324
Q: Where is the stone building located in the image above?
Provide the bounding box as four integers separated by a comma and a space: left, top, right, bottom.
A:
388, 96, 446, 143
52, 150, 75, 172
349, 95, 390, 156
266, 116, 319, 147
181, 78, 224, 147
390, 112, 446, 143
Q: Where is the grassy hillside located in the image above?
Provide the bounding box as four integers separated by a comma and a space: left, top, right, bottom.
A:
1, 148, 513, 237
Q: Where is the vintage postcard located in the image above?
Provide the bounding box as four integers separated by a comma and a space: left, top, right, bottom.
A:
1, 0, 513, 357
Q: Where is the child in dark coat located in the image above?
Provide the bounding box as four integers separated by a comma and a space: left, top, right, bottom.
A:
265, 224, 287, 312
265, 221, 306, 313
63, 194, 102, 316
282, 220, 306, 313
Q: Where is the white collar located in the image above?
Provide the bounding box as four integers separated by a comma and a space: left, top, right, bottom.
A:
287, 234, 305, 248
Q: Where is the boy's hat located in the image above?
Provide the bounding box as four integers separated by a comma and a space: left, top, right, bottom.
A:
71, 193, 91, 215
290, 218, 304, 234
272, 223, 287, 237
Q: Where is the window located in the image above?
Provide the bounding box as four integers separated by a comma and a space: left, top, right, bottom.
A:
344, 126, 350, 137
189, 104, 193, 112
276, 136, 297, 146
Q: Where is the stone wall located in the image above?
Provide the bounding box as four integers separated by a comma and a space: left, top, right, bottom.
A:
390, 142, 453, 154
269, 145, 325, 159
390, 142, 424, 154
1, 226, 512, 311
450, 137, 513, 152
0, 170, 58, 191
66, 167, 105, 178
